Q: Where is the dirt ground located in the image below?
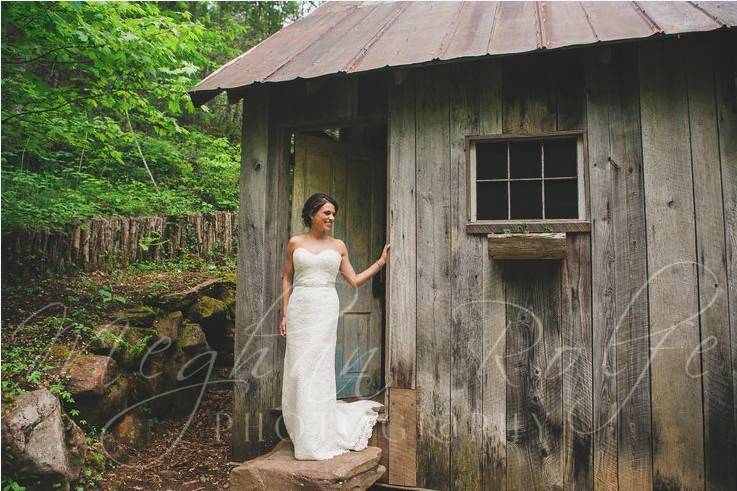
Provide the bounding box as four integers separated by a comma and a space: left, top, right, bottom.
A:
100, 367, 235, 490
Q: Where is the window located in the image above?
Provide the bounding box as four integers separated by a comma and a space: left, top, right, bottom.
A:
466, 131, 588, 232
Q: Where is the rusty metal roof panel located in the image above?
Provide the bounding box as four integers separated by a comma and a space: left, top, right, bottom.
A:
352, 1, 462, 72
440, 2, 502, 59
542, 2, 599, 49
694, 1, 737, 25
638, 1, 725, 33
299, 2, 410, 79
190, 1, 736, 103
489, 1, 542, 54
577, 1, 656, 41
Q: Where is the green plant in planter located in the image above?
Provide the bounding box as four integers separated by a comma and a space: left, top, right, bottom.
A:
543, 226, 553, 233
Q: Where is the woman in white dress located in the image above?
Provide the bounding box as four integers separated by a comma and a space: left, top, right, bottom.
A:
279, 192, 390, 460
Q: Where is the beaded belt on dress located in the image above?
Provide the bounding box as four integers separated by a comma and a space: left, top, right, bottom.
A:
293, 280, 336, 288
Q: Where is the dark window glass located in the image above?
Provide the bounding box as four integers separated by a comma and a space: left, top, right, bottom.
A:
473, 136, 582, 221
476, 142, 507, 180
510, 180, 542, 218
509, 140, 541, 178
477, 181, 507, 220
544, 179, 578, 218
544, 138, 577, 177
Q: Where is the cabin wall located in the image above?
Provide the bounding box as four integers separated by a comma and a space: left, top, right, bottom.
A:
233, 28, 737, 489
386, 29, 736, 490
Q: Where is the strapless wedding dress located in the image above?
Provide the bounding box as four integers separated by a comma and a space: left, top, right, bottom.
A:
281, 247, 384, 460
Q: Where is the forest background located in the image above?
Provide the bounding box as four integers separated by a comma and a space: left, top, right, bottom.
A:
2, 1, 315, 233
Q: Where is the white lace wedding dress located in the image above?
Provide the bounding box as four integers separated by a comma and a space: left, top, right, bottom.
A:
281, 247, 384, 460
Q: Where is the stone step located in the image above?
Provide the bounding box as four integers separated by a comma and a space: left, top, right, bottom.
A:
230, 439, 385, 490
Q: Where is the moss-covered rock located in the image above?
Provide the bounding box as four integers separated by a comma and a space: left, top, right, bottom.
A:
187, 296, 227, 326
153, 310, 184, 343
119, 327, 159, 369
118, 305, 158, 328
177, 323, 209, 356
90, 325, 159, 370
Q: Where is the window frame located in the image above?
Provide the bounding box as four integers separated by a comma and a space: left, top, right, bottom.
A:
464, 130, 590, 234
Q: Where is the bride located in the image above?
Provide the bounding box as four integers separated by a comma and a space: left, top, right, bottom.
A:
279, 192, 390, 460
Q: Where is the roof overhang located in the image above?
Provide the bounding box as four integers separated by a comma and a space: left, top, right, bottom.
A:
188, 1, 737, 106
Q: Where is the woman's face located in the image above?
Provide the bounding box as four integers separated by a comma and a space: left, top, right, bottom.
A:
311, 202, 336, 233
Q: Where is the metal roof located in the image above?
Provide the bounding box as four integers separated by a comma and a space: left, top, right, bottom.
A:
189, 1, 737, 105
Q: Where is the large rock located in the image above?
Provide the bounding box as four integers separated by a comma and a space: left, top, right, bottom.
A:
117, 305, 158, 327
188, 296, 228, 326
59, 353, 118, 397
90, 323, 162, 370
112, 413, 149, 448
75, 374, 130, 428
153, 310, 184, 342
1, 388, 86, 488
155, 278, 221, 311
177, 322, 210, 356
229, 440, 385, 490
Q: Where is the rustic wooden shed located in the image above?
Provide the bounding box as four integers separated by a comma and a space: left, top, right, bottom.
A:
190, 2, 737, 489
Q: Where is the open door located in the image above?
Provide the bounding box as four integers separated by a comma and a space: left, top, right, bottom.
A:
290, 129, 386, 398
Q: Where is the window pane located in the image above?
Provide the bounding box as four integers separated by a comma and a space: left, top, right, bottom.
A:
545, 178, 578, 218
544, 138, 577, 177
476, 142, 507, 180
510, 140, 541, 178
477, 181, 507, 220
510, 180, 542, 218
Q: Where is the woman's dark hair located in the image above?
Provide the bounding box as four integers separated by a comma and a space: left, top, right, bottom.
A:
301, 193, 338, 228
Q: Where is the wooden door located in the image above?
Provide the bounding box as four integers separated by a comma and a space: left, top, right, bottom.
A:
290, 132, 386, 398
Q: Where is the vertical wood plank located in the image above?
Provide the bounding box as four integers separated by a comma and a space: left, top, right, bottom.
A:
554, 47, 594, 491
685, 34, 736, 491
449, 60, 484, 490
388, 387, 418, 486
267, 115, 291, 452
415, 63, 452, 490
587, 43, 656, 491
555, 50, 586, 131
502, 53, 557, 134
639, 37, 705, 489
387, 69, 417, 391
714, 28, 737, 491
479, 57, 507, 491
504, 261, 563, 490
233, 87, 271, 460
561, 232, 593, 490
586, 46, 619, 491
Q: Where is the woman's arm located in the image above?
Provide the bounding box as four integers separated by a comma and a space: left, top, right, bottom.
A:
338, 240, 390, 289
280, 238, 296, 336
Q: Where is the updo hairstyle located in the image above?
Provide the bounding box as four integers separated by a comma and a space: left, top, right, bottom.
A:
301, 193, 339, 228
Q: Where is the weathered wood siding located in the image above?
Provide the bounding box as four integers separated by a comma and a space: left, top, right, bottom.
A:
234, 28, 737, 489
383, 29, 735, 490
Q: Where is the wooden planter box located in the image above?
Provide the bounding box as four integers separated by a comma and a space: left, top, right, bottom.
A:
487, 232, 567, 260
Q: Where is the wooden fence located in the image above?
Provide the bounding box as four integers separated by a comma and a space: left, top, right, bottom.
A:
2, 211, 238, 273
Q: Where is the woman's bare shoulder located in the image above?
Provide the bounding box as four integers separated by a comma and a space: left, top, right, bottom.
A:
287, 235, 305, 250
333, 238, 347, 254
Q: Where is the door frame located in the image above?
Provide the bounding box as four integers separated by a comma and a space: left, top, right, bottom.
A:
278, 115, 390, 409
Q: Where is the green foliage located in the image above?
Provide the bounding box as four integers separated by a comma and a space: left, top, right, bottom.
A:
97, 285, 127, 304
2, 479, 26, 491
1, 1, 313, 232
